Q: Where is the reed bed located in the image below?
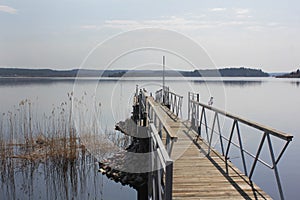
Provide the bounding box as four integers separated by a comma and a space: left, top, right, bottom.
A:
0, 91, 130, 199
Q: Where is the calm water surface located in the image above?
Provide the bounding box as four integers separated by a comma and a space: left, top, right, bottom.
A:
0, 77, 299, 200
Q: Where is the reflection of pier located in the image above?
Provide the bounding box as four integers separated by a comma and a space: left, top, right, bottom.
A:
103, 86, 293, 200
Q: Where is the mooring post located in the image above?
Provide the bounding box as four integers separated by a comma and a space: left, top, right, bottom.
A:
142, 95, 148, 127
137, 184, 148, 200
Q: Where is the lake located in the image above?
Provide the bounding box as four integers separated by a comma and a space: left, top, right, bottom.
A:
0, 76, 299, 200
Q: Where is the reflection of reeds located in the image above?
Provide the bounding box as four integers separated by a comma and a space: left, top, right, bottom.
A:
0, 92, 130, 199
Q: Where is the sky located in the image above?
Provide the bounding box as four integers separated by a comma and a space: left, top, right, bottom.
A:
0, 0, 300, 72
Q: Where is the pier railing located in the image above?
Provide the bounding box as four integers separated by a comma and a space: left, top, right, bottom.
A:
149, 123, 173, 200
188, 92, 293, 200
147, 95, 178, 155
137, 88, 176, 200
155, 87, 183, 118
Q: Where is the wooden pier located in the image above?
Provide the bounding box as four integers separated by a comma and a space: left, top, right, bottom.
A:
112, 86, 293, 200
148, 98, 270, 199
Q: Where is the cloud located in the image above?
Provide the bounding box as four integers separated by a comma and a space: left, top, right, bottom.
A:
232, 8, 252, 19
267, 22, 279, 27
234, 8, 250, 15
101, 16, 258, 31
80, 25, 99, 30
246, 22, 285, 32
245, 25, 264, 32
81, 13, 281, 33
236, 15, 252, 19
220, 21, 247, 26
0, 5, 17, 14
210, 8, 227, 12
102, 17, 216, 31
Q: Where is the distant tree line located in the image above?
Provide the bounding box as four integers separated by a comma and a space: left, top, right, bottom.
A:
0, 67, 269, 77
276, 69, 300, 78
181, 67, 269, 77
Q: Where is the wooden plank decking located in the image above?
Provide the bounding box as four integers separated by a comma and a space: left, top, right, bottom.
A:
150, 100, 271, 200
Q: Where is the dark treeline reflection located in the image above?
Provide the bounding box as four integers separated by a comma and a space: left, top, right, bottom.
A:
193, 80, 263, 87
0, 77, 147, 87
3, 77, 299, 88
0, 78, 75, 86
0, 78, 102, 87
0, 77, 265, 87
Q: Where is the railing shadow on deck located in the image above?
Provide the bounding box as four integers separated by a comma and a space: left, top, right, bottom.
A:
179, 121, 268, 200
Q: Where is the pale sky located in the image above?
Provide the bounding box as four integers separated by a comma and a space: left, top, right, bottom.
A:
0, 0, 300, 72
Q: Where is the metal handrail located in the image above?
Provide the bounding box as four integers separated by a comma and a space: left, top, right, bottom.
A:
147, 95, 177, 150
149, 123, 173, 200
155, 88, 163, 103
156, 87, 183, 118
188, 92, 293, 200
191, 99, 292, 141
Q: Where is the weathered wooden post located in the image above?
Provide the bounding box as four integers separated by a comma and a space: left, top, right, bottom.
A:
132, 85, 140, 123
137, 90, 151, 200
136, 126, 150, 200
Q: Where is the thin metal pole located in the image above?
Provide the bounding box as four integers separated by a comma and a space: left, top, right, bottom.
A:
208, 112, 217, 155
249, 132, 267, 179
275, 140, 291, 165
236, 122, 248, 176
196, 106, 204, 141
226, 120, 236, 158
203, 109, 209, 142
216, 114, 225, 156
267, 133, 285, 200
163, 56, 165, 105
188, 92, 191, 121
196, 94, 200, 127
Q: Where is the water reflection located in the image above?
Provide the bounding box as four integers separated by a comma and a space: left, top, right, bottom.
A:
0, 137, 135, 200
193, 80, 263, 87
0, 77, 266, 88
0, 77, 122, 87
0, 143, 99, 200
291, 81, 300, 87
0, 90, 136, 200
0, 77, 299, 200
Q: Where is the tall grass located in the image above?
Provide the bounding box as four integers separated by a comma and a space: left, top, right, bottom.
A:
0, 91, 130, 199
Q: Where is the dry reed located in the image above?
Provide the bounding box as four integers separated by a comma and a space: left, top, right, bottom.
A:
0, 91, 131, 199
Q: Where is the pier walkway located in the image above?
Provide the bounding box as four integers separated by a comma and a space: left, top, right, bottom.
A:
135, 87, 293, 200
151, 99, 269, 199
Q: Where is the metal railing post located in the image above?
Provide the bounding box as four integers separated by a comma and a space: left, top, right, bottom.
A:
196, 94, 200, 127
267, 133, 285, 200
236, 121, 248, 176
216, 114, 225, 156
188, 92, 191, 120
249, 132, 267, 179
208, 112, 217, 155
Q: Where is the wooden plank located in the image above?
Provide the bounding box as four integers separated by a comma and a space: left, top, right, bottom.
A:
147, 97, 178, 139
